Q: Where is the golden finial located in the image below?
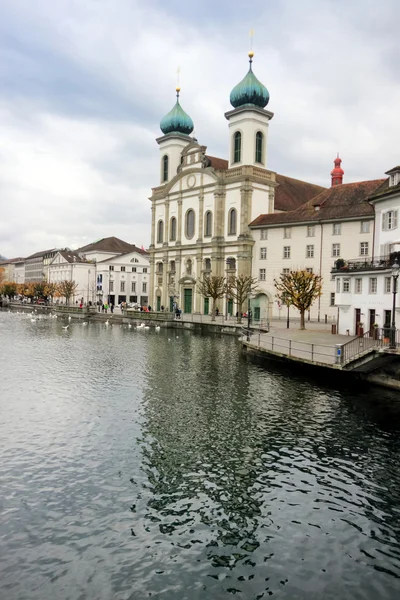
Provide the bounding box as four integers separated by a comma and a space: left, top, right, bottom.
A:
249, 28, 254, 59
176, 66, 181, 96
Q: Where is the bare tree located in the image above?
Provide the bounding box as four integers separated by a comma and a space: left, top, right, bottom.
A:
226, 274, 259, 323
274, 270, 322, 330
197, 275, 227, 321
57, 280, 78, 306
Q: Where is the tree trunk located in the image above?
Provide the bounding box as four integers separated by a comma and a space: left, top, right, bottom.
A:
211, 298, 216, 321
300, 309, 305, 330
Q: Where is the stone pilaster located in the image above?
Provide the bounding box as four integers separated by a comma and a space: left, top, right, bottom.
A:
196, 193, 204, 243
239, 180, 253, 238
164, 198, 170, 245
150, 204, 156, 247
177, 196, 183, 244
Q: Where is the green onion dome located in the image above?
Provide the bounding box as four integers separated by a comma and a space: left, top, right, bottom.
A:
230, 52, 269, 109
160, 88, 194, 135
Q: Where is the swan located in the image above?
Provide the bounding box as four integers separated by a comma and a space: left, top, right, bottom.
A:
105, 320, 109, 326
155, 325, 160, 331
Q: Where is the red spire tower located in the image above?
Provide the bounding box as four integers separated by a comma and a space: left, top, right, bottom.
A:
331, 154, 344, 187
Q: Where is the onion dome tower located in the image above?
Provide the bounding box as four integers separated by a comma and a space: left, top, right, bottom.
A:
331, 154, 344, 187
157, 87, 194, 184
229, 51, 270, 109
160, 87, 194, 135
225, 51, 274, 168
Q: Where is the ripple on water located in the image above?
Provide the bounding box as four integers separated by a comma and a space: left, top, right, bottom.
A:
1, 310, 400, 599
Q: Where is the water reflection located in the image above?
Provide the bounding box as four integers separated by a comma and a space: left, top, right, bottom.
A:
1, 311, 400, 600
138, 333, 400, 598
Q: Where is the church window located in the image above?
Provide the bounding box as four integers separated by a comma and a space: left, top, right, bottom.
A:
170, 217, 177, 241
186, 209, 195, 239
233, 132, 241, 163
204, 258, 211, 271
157, 262, 163, 273
157, 220, 164, 244
162, 155, 169, 182
228, 208, 237, 235
255, 131, 263, 163
204, 211, 212, 237
169, 260, 176, 272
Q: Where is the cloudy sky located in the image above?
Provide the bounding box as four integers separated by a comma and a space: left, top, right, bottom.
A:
1, 0, 399, 258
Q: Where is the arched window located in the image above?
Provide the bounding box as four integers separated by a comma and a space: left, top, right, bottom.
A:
157, 219, 164, 243
162, 155, 169, 182
186, 259, 192, 275
255, 131, 263, 164
228, 208, 237, 235
169, 260, 176, 272
233, 132, 241, 164
157, 262, 163, 274
185, 209, 195, 239
204, 211, 212, 237
204, 258, 211, 271
170, 217, 177, 241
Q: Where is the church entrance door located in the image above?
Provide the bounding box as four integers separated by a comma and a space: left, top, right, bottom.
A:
184, 288, 192, 313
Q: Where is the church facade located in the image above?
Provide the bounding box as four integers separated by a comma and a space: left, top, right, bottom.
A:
149, 52, 324, 315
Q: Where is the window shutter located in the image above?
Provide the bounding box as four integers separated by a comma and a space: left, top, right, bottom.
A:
382, 213, 387, 230
394, 210, 398, 229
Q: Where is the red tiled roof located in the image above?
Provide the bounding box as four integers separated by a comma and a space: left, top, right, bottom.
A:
205, 155, 229, 170
274, 174, 326, 212
368, 178, 400, 202
249, 179, 385, 227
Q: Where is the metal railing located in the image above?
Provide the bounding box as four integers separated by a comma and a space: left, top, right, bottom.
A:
246, 333, 339, 365
340, 331, 380, 365
332, 252, 400, 273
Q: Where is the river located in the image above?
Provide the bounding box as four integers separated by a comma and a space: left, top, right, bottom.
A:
0, 309, 400, 599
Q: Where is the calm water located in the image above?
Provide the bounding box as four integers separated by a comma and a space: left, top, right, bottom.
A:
1, 310, 400, 600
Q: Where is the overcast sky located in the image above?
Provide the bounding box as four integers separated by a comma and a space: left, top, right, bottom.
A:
1, 0, 399, 258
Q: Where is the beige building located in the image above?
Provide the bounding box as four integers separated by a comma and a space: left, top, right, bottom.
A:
249, 174, 385, 322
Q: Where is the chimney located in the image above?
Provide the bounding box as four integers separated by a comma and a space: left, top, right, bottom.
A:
331, 154, 344, 187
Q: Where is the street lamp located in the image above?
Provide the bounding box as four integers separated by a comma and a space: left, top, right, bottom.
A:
390, 258, 400, 349
247, 292, 252, 341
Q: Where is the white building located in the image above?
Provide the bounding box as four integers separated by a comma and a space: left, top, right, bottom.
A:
96, 250, 150, 307
48, 251, 96, 304
75, 237, 149, 307
249, 171, 385, 323
150, 52, 324, 314
334, 165, 400, 335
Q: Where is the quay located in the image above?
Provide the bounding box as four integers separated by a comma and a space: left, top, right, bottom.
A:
242, 325, 400, 390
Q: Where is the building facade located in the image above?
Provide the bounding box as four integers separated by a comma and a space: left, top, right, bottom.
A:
25, 249, 58, 283
75, 237, 149, 307
149, 53, 324, 315
249, 174, 384, 322
96, 250, 150, 307
48, 251, 96, 304
333, 165, 400, 334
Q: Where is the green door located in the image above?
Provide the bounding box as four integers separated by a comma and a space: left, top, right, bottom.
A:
227, 299, 233, 316
169, 296, 174, 312
156, 296, 161, 311
184, 288, 192, 313
254, 307, 260, 321
204, 297, 209, 315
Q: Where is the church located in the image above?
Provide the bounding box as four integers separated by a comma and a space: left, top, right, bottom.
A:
148, 51, 328, 316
